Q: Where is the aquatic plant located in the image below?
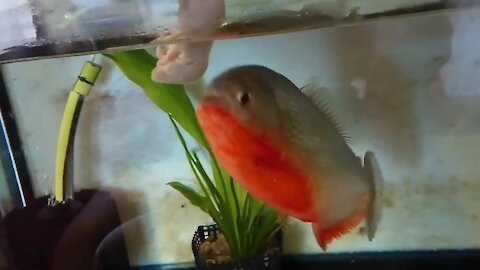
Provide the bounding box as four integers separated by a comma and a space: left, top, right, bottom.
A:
105, 49, 280, 260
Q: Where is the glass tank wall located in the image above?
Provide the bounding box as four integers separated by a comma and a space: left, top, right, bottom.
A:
1, 0, 480, 63
1, 1, 480, 270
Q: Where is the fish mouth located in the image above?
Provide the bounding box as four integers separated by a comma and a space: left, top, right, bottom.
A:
199, 90, 229, 110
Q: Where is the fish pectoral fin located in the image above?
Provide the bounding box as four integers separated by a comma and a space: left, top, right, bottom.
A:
300, 83, 352, 144
312, 201, 368, 251
363, 151, 384, 241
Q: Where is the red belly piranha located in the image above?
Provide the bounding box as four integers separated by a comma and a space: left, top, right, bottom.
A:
196, 65, 383, 250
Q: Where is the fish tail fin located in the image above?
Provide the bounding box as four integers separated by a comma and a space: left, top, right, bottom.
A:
312, 204, 368, 251
363, 151, 384, 241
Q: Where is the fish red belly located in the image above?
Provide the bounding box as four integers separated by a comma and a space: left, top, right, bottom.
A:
197, 106, 315, 222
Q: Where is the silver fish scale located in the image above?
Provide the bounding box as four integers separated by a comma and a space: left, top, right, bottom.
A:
270, 73, 371, 233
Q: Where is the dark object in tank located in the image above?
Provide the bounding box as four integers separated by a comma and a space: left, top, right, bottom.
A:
363, 1, 449, 19
0, 189, 129, 270
0, 35, 158, 65
192, 224, 282, 270
125, 249, 480, 270
279, 249, 480, 270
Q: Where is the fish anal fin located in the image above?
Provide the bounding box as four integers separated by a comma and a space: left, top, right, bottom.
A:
300, 84, 351, 144
312, 194, 369, 251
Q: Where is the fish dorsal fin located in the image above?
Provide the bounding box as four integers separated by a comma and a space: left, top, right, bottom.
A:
300, 84, 351, 144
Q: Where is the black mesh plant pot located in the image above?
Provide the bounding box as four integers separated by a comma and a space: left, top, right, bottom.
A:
192, 224, 282, 270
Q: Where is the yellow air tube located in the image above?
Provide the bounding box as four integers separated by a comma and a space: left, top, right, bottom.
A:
54, 59, 101, 203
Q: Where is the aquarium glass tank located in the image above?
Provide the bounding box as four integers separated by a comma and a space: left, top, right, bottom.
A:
1, 1, 480, 269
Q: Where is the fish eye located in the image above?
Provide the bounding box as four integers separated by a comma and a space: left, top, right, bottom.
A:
237, 91, 251, 106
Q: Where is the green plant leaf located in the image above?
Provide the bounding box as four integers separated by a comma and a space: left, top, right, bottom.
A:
251, 209, 279, 252
247, 194, 265, 228
168, 116, 239, 256
167, 182, 210, 213
169, 116, 217, 206
104, 50, 207, 148
209, 154, 228, 206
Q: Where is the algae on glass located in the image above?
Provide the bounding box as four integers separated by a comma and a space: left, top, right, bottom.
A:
105, 49, 280, 260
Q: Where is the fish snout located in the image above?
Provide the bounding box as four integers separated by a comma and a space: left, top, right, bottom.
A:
200, 88, 230, 110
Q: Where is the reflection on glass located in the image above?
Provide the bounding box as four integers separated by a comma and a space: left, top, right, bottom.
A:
1, 0, 480, 63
